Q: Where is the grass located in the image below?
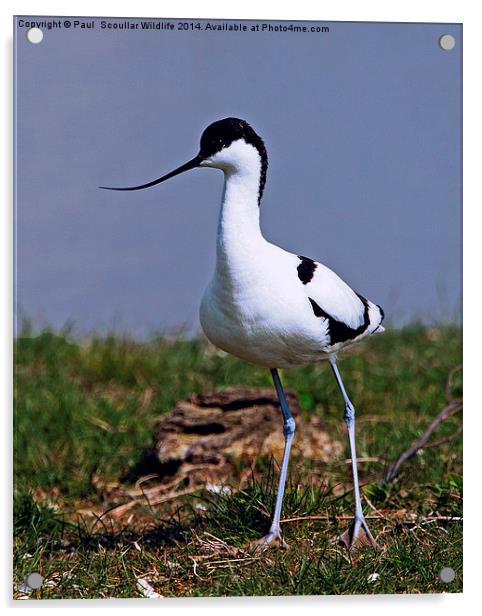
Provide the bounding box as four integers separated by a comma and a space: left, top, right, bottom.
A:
13, 323, 462, 598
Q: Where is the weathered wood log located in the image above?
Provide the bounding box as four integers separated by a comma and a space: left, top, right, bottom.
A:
151, 387, 342, 489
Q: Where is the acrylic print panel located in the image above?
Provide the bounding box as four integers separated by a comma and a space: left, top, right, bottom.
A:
14, 17, 462, 599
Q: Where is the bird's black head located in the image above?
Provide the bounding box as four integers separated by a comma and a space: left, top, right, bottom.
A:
199, 117, 267, 161
198, 118, 268, 203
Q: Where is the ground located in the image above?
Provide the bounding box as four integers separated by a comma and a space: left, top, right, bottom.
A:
13, 324, 462, 598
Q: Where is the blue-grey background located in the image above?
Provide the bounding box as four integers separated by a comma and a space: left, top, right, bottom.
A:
14, 18, 462, 337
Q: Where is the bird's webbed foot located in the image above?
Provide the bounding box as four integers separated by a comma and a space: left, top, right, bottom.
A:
246, 530, 288, 553
337, 514, 379, 552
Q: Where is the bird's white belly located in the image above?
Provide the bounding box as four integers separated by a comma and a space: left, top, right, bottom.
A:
199, 275, 330, 369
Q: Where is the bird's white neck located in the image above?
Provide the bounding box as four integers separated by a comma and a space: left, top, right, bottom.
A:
218, 165, 262, 240
199, 139, 267, 287
215, 162, 266, 283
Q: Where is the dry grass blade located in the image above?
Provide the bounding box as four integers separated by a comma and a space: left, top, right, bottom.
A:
191, 531, 247, 560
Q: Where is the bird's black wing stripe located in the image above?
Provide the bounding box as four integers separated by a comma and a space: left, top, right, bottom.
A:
308, 294, 370, 345
297, 256, 317, 284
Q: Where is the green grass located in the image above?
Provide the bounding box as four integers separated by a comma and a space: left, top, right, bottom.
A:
13, 324, 462, 598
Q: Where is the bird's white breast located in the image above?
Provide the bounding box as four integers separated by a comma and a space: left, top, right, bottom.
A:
200, 242, 330, 368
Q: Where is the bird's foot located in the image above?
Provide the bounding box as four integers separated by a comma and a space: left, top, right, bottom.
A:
246, 530, 288, 553
337, 515, 379, 552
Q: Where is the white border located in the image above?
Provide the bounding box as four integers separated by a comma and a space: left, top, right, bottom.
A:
2, 1, 478, 613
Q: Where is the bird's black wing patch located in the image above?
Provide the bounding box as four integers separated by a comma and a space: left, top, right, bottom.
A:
308, 293, 370, 345
297, 256, 317, 284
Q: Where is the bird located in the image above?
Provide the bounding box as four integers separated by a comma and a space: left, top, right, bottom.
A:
101, 117, 385, 551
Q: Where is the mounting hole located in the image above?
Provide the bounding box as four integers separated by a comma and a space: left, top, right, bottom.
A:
439, 34, 455, 51
27, 27, 44, 44
26, 572, 44, 589
439, 567, 456, 583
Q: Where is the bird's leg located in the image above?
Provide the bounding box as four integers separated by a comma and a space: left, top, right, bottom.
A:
249, 368, 296, 551
329, 356, 378, 551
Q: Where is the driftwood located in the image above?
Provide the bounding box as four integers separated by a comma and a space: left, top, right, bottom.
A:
384, 366, 462, 483
151, 387, 342, 490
